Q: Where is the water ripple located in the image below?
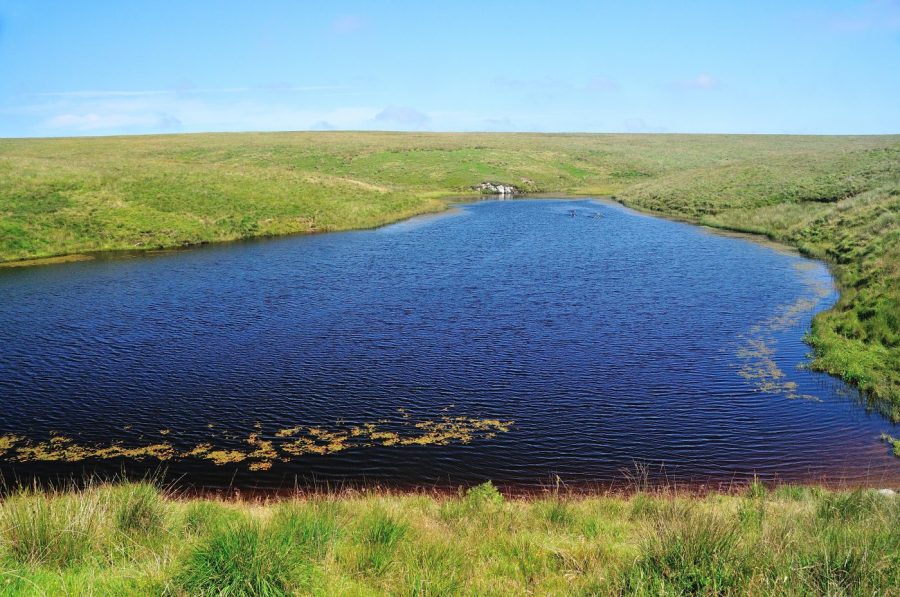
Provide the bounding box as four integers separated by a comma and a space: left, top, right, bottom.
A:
0, 199, 897, 489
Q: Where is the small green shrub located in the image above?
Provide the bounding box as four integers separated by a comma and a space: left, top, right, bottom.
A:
463, 481, 504, 510
441, 481, 506, 523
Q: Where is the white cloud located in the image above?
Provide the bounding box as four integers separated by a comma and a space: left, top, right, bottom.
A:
44, 112, 162, 131
493, 75, 566, 91
23, 93, 382, 134
374, 106, 430, 128
35, 90, 173, 99
0, 84, 379, 135
672, 74, 719, 90
2, 82, 663, 136
30, 86, 347, 100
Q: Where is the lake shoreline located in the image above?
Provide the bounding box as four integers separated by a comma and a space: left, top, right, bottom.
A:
5, 468, 899, 500
0, 191, 810, 269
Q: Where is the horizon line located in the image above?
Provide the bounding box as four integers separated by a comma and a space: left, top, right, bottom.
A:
4, 129, 900, 141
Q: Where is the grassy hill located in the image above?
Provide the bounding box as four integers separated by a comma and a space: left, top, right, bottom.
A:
0, 132, 898, 412
0, 481, 896, 595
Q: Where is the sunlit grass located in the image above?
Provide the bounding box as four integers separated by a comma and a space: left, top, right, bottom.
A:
0, 481, 897, 594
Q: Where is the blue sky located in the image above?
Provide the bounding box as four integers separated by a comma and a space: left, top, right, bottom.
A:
1, 0, 899, 137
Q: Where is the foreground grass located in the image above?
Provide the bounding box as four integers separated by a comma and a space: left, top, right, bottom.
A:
0, 481, 897, 595
0, 132, 898, 410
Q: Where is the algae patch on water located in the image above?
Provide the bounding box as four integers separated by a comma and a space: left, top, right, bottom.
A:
10, 435, 176, 462
735, 265, 831, 400
881, 433, 900, 458
0, 415, 514, 471
0, 435, 23, 457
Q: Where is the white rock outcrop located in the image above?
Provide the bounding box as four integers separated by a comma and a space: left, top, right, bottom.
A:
473, 182, 521, 196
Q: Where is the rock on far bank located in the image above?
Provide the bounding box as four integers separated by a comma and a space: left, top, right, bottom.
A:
473, 181, 522, 196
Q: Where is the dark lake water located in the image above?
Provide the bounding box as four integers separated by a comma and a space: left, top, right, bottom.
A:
1, 199, 897, 491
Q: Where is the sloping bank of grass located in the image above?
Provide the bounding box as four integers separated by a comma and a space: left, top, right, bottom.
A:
0, 132, 898, 412
0, 481, 897, 595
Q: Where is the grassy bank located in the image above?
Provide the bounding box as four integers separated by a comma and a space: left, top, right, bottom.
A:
0, 132, 898, 410
0, 481, 896, 595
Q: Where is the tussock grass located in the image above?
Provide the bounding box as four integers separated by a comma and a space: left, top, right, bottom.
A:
0, 489, 103, 567
348, 507, 409, 577
0, 481, 897, 595
623, 503, 746, 594
175, 519, 299, 596
114, 482, 165, 534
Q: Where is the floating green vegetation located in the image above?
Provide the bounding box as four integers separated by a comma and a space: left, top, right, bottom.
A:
0, 434, 22, 457
0, 415, 514, 471
735, 268, 830, 400
881, 433, 900, 458
10, 435, 177, 462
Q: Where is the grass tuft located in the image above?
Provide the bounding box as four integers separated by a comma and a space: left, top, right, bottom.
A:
271, 500, 340, 559
352, 507, 409, 576
0, 489, 102, 567
114, 482, 165, 534
175, 519, 296, 597
816, 489, 881, 522
623, 503, 747, 594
